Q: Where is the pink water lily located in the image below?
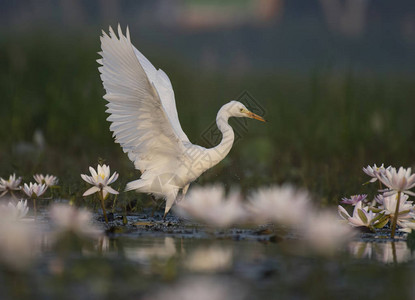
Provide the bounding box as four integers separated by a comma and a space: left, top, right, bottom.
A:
341, 194, 367, 206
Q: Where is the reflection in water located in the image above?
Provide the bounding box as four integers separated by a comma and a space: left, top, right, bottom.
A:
124, 237, 178, 263
108, 236, 234, 273
142, 277, 247, 300
184, 246, 233, 273
349, 241, 413, 264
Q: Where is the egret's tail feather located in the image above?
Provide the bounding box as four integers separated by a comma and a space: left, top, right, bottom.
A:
164, 190, 179, 217
125, 179, 147, 192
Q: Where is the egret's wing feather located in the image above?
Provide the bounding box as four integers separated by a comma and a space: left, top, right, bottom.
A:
98, 26, 186, 173
131, 37, 190, 143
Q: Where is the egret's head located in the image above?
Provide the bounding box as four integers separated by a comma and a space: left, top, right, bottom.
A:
227, 101, 266, 122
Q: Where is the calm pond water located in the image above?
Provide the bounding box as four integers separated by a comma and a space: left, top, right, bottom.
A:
0, 212, 414, 300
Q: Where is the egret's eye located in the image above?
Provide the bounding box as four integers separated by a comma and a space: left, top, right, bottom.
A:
240, 108, 243, 112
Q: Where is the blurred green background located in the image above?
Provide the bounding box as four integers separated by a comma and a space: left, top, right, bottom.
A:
0, 0, 414, 206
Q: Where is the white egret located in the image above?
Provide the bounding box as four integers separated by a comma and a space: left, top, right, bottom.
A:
98, 25, 265, 217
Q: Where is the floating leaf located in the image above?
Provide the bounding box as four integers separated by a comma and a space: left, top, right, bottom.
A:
133, 221, 153, 226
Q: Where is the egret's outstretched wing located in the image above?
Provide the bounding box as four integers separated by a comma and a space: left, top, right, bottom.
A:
98, 26, 186, 173
130, 39, 190, 144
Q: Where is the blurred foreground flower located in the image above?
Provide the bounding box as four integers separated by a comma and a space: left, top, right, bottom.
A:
0, 200, 29, 220
34, 174, 59, 187
81, 164, 119, 223
341, 194, 367, 206
49, 204, 102, 239
302, 211, 355, 254
175, 185, 247, 227
0, 217, 38, 270
248, 185, 311, 226
0, 174, 22, 197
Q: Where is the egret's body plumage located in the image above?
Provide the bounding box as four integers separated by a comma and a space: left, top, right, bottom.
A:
98, 26, 265, 216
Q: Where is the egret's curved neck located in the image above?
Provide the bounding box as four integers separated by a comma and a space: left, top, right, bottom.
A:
205, 107, 235, 168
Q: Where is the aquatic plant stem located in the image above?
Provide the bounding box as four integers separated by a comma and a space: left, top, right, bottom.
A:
10, 191, 18, 200
391, 192, 401, 239
99, 190, 108, 224
33, 198, 37, 219
391, 241, 397, 265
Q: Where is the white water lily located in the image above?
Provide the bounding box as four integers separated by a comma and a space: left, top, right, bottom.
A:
22, 182, 47, 198
338, 202, 379, 227
34, 174, 59, 187
248, 185, 311, 226
81, 164, 119, 198
175, 185, 247, 228
0, 174, 22, 197
377, 167, 415, 196
378, 193, 413, 226
363, 163, 390, 183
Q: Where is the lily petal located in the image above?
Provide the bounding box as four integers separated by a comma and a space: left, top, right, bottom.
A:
83, 186, 100, 196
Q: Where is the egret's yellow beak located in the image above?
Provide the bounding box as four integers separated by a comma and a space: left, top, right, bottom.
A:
247, 111, 266, 122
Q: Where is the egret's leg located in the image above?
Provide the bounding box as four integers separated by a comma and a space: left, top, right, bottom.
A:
150, 195, 157, 217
